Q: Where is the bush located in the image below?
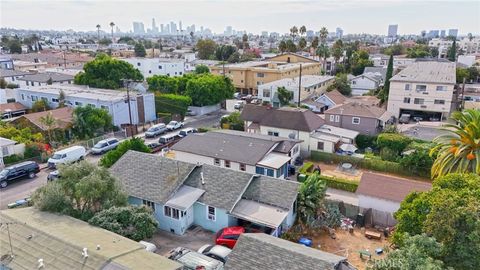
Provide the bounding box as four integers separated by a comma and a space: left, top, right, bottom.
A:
220, 112, 244, 131
321, 175, 359, 192
197, 127, 212, 133
100, 137, 151, 168
355, 134, 377, 149
299, 162, 314, 174
154, 93, 191, 117
31, 181, 72, 214
377, 133, 411, 154
3, 154, 23, 165
6, 83, 19, 89
380, 147, 399, 162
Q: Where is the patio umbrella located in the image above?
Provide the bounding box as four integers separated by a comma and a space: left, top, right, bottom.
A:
340, 143, 358, 153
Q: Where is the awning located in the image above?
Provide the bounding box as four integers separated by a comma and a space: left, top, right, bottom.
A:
231, 199, 288, 228
165, 185, 205, 211
257, 153, 291, 169
311, 133, 341, 143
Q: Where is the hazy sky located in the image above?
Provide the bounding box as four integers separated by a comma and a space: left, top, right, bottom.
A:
1, 0, 479, 35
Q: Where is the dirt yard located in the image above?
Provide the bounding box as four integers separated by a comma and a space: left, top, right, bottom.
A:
312, 228, 390, 270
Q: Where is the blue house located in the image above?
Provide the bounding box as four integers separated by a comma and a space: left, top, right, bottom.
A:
111, 151, 300, 237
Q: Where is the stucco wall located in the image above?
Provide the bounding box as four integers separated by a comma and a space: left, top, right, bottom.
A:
193, 202, 230, 233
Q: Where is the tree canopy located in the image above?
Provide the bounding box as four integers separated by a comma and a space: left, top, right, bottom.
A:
72, 105, 113, 139
100, 137, 151, 168
277, 86, 294, 106
326, 74, 352, 96
134, 42, 147, 57
74, 54, 143, 89
196, 39, 217, 60
185, 74, 234, 106
297, 172, 327, 223
194, 65, 210, 74
351, 50, 373, 75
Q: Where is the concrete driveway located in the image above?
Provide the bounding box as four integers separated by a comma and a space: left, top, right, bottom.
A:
147, 226, 216, 256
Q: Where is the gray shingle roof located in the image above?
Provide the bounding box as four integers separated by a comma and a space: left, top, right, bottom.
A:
110, 150, 196, 204
225, 233, 348, 270
241, 104, 325, 132
0, 69, 31, 78
242, 176, 299, 210
18, 72, 74, 83
183, 166, 253, 211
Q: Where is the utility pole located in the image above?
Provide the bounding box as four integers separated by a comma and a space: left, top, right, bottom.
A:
122, 79, 135, 138
298, 64, 302, 107
460, 77, 466, 110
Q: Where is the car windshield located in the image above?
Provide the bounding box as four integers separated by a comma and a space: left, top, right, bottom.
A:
94, 142, 108, 148
168, 121, 177, 125
51, 153, 63, 159
147, 127, 158, 132
0, 169, 9, 177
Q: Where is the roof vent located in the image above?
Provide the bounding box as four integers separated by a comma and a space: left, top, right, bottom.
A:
201, 172, 205, 185
38, 259, 45, 269
82, 248, 88, 258
96, 245, 101, 250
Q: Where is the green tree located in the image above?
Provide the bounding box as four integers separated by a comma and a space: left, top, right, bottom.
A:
376, 133, 411, 155
227, 52, 240, 63
196, 39, 217, 60
447, 39, 456, 62
298, 38, 307, 51
134, 42, 146, 57
277, 86, 294, 106
289, 26, 298, 41
299, 25, 307, 37
286, 40, 297, 52
72, 105, 113, 139
382, 44, 405, 56
297, 172, 327, 223
89, 206, 158, 241
0, 78, 7, 89
194, 65, 210, 74
39, 112, 56, 144
0, 123, 43, 144
393, 173, 480, 269
147, 75, 179, 94
100, 137, 151, 168
185, 74, 234, 106
311, 36, 319, 50
220, 111, 244, 131
215, 45, 236, 61
331, 39, 344, 67
406, 45, 431, 58
8, 39, 22, 54
96, 24, 101, 40
58, 90, 66, 108
430, 109, 480, 178
118, 36, 134, 44
351, 50, 373, 75
326, 74, 351, 96
154, 93, 192, 116
316, 44, 330, 72
74, 54, 143, 89
278, 40, 287, 53
31, 99, 50, 112
98, 38, 112, 46
383, 54, 394, 101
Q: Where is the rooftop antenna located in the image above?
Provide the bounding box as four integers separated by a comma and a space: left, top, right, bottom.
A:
0, 221, 25, 258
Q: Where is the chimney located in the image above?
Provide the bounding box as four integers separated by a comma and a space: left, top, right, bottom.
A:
82, 248, 89, 258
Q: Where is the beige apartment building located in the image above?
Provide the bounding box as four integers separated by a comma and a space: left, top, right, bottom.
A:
211, 53, 321, 94
387, 60, 456, 121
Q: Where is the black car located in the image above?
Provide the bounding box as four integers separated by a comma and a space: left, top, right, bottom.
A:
0, 161, 40, 188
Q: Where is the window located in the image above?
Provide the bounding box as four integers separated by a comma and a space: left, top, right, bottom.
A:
403, 97, 411, 104
31, 95, 38, 101
207, 206, 216, 221
52, 98, 59, 103
137, 62, 141, 66
26, 81, 29, 86
266, 169, 274, 177
41, 97, 48, 102
239, 163, 246, 171
404, 84, 411, 91
240, 80, 244, 83
317, 142, 324, 150
75, 101, 82, 106
352, 81, 356, 85
214, 158, 220, 166
263, 89, 271, 98
224, 160, 231, 168
158, 65, 162, 69
101, 105, 109, 110
148, 70, 152, 74
415, 85, 427, 92
21, 94, 25, 100
352, 117, 360, 124
329, 115, 335, 122
164, 205, 172, 217
257, 73, 265, 78
172, 208, 180, 219
414, 98, 425, 105
88, 103, 96, 107
256, 166, 265, 175
143, 199, 155, 211
335, 115, 340, 122
434, 99, 445, 105
267, 131, 279, 136
436, 86, 447, 91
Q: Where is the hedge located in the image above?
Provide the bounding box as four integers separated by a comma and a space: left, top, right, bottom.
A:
321, 175, 359, 192
310, 151, 429, 178
299, 162, 314, 174
154, 93, 191, 117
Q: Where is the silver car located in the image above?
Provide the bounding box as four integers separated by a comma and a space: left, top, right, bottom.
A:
198, 244, 232, 264
90, 138, 120, 155
145, 123, 167, 138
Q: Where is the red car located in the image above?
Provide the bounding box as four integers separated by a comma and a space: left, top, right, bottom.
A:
215, 226, 245, 249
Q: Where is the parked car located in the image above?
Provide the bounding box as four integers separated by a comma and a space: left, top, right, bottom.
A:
145, 123, 167, 138
90, 138, 120, 155
47, 146, 86, 169
233, 101, 243, 110
413, 116, 423, 122
159, 133, 180, 145
233, 92, 242, 99
178, 128, 198, 138
399, 113, 411, 124
0, 161, 40, 188
147, 142, 163, 153
168, 247, 224, 270
166, 121, 184, 131
139, 241, 157, 253
7, 197, 33, 209
186, 109, 197, 116
198, 245, 232, 264
215, 226, 245, 249
47, 170, 60, 181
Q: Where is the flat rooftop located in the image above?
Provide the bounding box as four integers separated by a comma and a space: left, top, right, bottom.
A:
390, 60, 456, 84
259, 75, 334, 89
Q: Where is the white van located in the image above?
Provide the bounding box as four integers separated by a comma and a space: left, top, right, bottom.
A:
168, 247, 224, 270
48, 146, 86, 169
159, 133, 179, 145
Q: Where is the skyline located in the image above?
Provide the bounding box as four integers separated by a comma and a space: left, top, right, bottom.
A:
1, 0, 479, 35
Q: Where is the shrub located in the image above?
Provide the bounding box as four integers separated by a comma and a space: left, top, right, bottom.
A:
380, 147, 399, 162
376, 133, 411, 154
6, 83, 19, 89
100, 137, 151, 168
299, 162, 314, 174
320, 175, 359, 192
355, 134, 377, 149
3, 154, 23, 165
154, 93, 191, 117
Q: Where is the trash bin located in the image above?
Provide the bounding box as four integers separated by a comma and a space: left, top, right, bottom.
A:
356, 213, 365, 227
298, 237, 312, 247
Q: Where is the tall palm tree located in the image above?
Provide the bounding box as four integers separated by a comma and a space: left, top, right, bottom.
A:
39, 112, 57, 145
290, 26, 298, 42
96, 24, 101, 40
299, 25, 307, 37
318, 27, 329, 73
430, 109, 480, 178
109, 22, 115, 42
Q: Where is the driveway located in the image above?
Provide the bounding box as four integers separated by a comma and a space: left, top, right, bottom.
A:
147, 226, 216, 256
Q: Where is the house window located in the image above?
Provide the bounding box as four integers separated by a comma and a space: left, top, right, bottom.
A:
75, 101, 82, 106
52, 98, 59, 103
149, 70, 152, 74
267, 131, 279, 136
352, 117, 360, 124
164, 205, 172, 217
31, 95, 38, 101
101, 105, 109, 110
21, 94, 25, 100
137, 62, 141, 66
329, 115, 335, 122
224, 160, 231, 168
26, 81, 29, 86
414, 98, 424, 105
436, 86, 447, 91
172, 208, 180, 219
263, 89, 271, 98
352, 81, 356, 85
207, 205, 216, 221
403, 97, 411, 104
415, 85, 427, 92
239, 163, 246, 171
241, 80, 244, 83
434, 99, 445, 105
142, 199, 156, 211
214, 158, 220, 166
335, 115, 340, 122
158, 65, 162, 69
256, 167, 265, 175
317, 142, 324, 150
404, 84, 411, 91
257, 73, 265, 78
266, 169, 274, 177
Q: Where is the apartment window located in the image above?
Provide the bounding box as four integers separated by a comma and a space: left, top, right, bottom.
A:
263, 89, 271, 98
75, 101, 82, 106
352, 81, 356, 85
292, 145, 299, 155
239, 163, 246, 171
257, 73, 265, 78
148, 70, 152, 74
267, 131, 279, 137
164, 205, 172, 217
214, 158, 220, 166
329, 115, 335, 122
179, 72, 182, 75
207, 206, 216, 221
88, 103, 96, 107
26, 81, 29, 86
352, 117, 361, 124
158, 65, 162, 69
142, 199, 155, 211
415, 85, 427, 92
21, 94, 25, 100
403, 97, 411, 104
52, 98, 59, 103
317, 142, 324, 150
137, 62, 141, 66
335, 115, 340, 122
434, 99, 445, 105
101, 105, 109, 110
31, 95, 38, 101
240, 80, 244, 83
224, 160, 231, 168
404, 84, 411, 91
414, 98, 425, 105
436, 85, 447, 91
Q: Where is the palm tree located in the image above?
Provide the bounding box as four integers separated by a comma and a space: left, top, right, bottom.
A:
290, 26, 298, 42
39, 112, 57, 144
430, 109, 480, 178
278, 40, 287, 54
318, 27, 329, 73
96, 24, 101, 40
319, 27, 329, 44
316, 44, 330, 74
299, 25, 307, 37
109, 22, 115, 42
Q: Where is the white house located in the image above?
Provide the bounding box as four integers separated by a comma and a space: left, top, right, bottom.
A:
121, 57, 186, 78
15, 85, 156, 126
349, 73, 383, 96
257, 75, 334, 107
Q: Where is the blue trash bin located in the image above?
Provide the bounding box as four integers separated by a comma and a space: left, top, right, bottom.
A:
298, 237, 312, 247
